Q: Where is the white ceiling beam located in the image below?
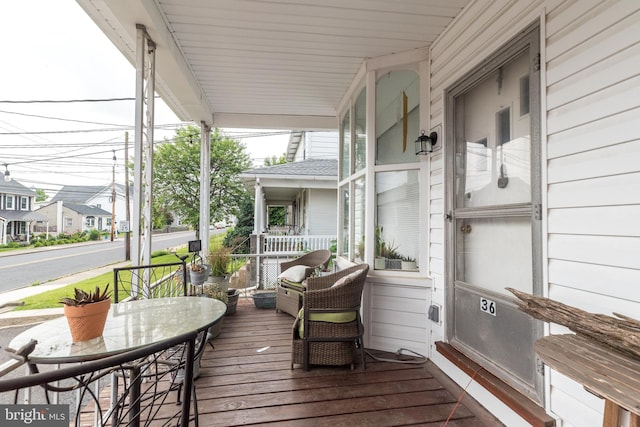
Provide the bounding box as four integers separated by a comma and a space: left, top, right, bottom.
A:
213, 113, 338, 131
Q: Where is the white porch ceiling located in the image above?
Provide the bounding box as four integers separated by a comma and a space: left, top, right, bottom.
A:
77, 0, 470, 130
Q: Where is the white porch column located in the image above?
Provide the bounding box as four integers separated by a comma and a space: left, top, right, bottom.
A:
261, 192, 267, 233
132, 24, 156, 269
56, 201, 63, 234
253, 178, 262, 235
199, 122, 211, 257
0, 219, 5, 245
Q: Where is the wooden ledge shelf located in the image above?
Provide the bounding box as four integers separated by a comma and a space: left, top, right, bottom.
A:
436, 341, 555, 427
535, 334, 640, 427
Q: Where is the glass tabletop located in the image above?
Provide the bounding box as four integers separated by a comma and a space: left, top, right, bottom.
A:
8, 297, 226, 363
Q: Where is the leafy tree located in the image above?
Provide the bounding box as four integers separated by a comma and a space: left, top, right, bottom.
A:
152, 204, 174, 229
223, 195, 254, 253
268, 206, 285, 226
35, 188, 47, 202
263, 153, 286, 166
153, 126, 252, 237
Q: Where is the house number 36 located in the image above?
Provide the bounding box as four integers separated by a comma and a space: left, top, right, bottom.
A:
480, 297, 496, 316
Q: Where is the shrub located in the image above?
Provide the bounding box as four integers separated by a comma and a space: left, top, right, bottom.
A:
88, 229, 101, 241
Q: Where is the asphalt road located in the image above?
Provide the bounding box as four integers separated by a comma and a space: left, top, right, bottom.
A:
0, 230, 198, 293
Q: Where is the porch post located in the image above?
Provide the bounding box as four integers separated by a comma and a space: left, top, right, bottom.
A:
132, 24, 156, 270
199, 122, 211, 257
254, 178, 262, 235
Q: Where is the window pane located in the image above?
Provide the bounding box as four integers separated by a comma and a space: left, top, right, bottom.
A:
375, 170, 419, 270
340, 112, 350, 180
354, 88, 366, 173
353, 177, 365, 262
376, 71, 419, 165
340, 185, 349, 257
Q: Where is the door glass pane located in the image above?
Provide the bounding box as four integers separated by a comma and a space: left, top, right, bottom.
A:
457, 49, 531, 208
455, 216, 532, 295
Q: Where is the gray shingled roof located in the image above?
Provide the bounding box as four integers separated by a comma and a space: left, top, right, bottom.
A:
0, 180, 37, 197
0, 209, 48, 222
243, 158, 337, 177
64, 203, 111, 216
50, 185, 106, 203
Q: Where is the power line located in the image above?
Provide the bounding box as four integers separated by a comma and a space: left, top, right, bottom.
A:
0, 109, 131, 127
0, 97, 144, 104
0, 127, 131, 135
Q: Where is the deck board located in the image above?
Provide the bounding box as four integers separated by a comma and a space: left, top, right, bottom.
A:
191, 298, 503, 426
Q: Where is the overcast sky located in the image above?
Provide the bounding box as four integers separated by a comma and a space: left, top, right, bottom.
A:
0, 0, 289, 195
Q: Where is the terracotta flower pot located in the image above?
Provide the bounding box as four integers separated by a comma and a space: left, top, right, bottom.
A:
63, 299, 111, 342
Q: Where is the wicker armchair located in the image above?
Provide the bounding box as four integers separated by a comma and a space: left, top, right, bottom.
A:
276, 249, 332, 317
291, 263, 369, 371
280, 249, 332, 277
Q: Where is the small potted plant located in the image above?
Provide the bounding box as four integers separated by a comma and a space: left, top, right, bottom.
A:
207, 246, 230, 289
59, 285, 112, 342
201, 283, 228, 337
401, 256, 417, 270
188, 254, 210, 286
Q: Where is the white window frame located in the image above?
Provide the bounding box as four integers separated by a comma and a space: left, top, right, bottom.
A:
337, 55, 431, 274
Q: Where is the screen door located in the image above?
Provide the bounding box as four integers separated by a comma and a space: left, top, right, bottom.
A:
446, 25, 543, 402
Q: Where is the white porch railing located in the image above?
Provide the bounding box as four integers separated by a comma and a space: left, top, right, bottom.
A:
261, 234, 335, 253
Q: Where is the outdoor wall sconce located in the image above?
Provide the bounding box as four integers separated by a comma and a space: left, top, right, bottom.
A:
415, 130, 438, 155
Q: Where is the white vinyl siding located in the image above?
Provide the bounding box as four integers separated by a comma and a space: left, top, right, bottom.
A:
363, 279, 430, 358
306, 189, 337, 235
293, 131, 339, 162
305, 131, 339, 159
428, 1, 640, 425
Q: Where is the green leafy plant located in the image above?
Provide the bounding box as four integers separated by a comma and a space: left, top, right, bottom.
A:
375, 226, 400, 258
202, 284, 228, 304
208, 246, 230, 277
59, 285, 111, 306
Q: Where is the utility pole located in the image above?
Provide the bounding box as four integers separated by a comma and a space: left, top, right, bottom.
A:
125, 132, 131, 260
110, 150, 116, 242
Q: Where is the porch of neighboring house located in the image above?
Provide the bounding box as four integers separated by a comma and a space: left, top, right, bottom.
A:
247, 235, 336, 290
78, 299, 502, 426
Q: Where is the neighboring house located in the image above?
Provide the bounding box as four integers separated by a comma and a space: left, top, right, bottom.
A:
0, 179, 47, 244
35, 201, 112, 234
81, 2, 640, 426
49, 184, 128, 231
241, 131, 338, 238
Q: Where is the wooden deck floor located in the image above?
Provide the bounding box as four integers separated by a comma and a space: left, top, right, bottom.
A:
192, 297, 504, 426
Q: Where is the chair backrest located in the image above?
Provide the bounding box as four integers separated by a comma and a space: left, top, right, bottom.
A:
280, 249, 332, 274
303, 263, 369, 310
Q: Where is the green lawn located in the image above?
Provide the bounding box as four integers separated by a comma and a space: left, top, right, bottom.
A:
15, 233, 228, 310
